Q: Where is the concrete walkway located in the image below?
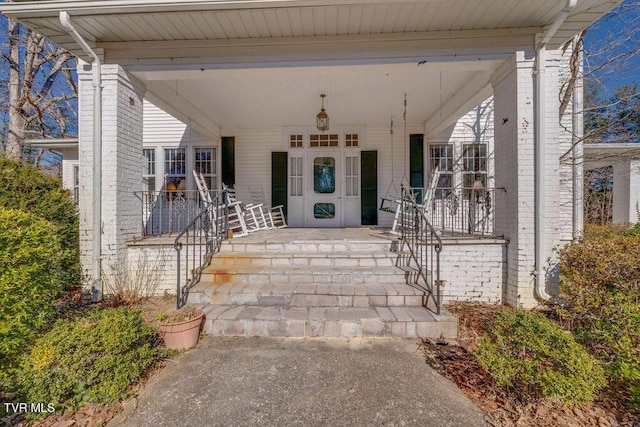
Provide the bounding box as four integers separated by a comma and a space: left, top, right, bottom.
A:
108, 337, 486, 427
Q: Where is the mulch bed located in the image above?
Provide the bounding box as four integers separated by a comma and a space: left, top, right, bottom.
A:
421, 303, 639, 427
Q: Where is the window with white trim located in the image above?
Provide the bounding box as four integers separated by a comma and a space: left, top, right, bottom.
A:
429, 144, 453, 197
345, 134, 359, 147
72, 164, 80, 204
194, 147, 217, 190
462, 144, 487, 194
290, 157, 303, 196
164, 148, 186, 188
345, 156, 359, 196
143, 148, 156, 192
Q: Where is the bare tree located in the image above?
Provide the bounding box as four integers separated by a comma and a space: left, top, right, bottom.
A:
556, 0, 640, 224
559, 0, 640, 159
1, 16, 77, 165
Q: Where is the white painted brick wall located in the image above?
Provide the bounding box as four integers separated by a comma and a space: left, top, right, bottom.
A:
440, 241, 506, 303
125, 242, 205, 296
491, 52, 537, 308
78, 63, 145, 280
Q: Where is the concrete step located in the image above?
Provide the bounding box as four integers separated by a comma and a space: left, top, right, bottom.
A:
187, 281, 427, 307
221, 240, 395, 254
198, 304, 457, 339
209, 252, 399, 268
186, 230, 454, 339
199, 265, 410, 285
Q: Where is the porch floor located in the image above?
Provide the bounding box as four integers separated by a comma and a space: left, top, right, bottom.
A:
183, 227, 458, 339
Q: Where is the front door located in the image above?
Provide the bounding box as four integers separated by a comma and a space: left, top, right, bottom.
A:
306, 151, 342, 227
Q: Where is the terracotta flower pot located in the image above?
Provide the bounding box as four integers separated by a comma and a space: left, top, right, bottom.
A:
158, 307, 204, 350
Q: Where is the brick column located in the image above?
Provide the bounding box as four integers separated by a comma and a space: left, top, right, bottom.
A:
491, 50, 566, 308
78, 62, 145, 286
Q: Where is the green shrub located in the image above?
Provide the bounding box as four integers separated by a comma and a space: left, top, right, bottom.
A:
0, 208, 68, 386
17, 307, 166, 417
475, 308, 606, 405
557, 224, 640, 407
0, 159, 79, 287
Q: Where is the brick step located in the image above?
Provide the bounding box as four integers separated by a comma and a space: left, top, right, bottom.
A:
209, 252, 399, 268
198, 304, 457, 339
187, 281, 429, 307
200, 265, 411, 285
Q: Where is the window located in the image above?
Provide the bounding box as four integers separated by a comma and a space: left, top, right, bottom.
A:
345, 156, 359, 196
345, 134, 359, 147
164, 148, 186, 188
462, 144, 487, 196
429, 144, 453, 197
313, 157, 335, 193
290, 134, 303, 148
310, 134, 339, 147
194, 147, 217, 190
72, 164, 80, 204
290, 157, 303, 196
143, 148, 156, 192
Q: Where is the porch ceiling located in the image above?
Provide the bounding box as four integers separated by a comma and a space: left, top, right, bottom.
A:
2, 0, 621, 136
2, 0, 622, 65
139, 60, 501, 130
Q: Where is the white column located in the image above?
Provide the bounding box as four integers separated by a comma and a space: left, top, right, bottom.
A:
613, 159, 640, 224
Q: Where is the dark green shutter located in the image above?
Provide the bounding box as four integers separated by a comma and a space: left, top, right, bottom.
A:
272, 152, 288, 218
221, 137, 235, 187
360, 151, 378, 225
409, 134, 424, 203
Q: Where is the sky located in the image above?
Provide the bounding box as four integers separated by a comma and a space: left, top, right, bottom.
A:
583, 0, 640, 93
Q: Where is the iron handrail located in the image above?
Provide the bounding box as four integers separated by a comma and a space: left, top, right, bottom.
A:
173, 189, 227, 309
399, 184, 443, 314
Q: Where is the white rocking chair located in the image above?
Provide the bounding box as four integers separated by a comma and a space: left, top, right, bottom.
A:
249, 187, 287, 229
192, 170, 218, 236
224, 184, 269, 232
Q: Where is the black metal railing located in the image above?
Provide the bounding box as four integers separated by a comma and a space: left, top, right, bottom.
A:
173, 189, 227, 309
404, 186, 502, 237
136, 189, 220, 236
398, 185, 443, 314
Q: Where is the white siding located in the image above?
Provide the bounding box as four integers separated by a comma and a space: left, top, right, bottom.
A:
429, 97, 495, 190
367, 123, 425, 228
143, 100, 219, 192
222, 125, 283, 204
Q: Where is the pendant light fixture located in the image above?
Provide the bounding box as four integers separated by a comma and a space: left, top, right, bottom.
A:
316, 93, 329, 132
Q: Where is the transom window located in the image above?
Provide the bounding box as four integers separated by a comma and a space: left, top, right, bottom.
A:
309, 134, 339, 147
345, 134, 359, 147
290, 134, 303, 148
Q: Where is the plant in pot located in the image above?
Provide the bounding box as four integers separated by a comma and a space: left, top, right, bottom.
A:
156, 306, 204, 350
